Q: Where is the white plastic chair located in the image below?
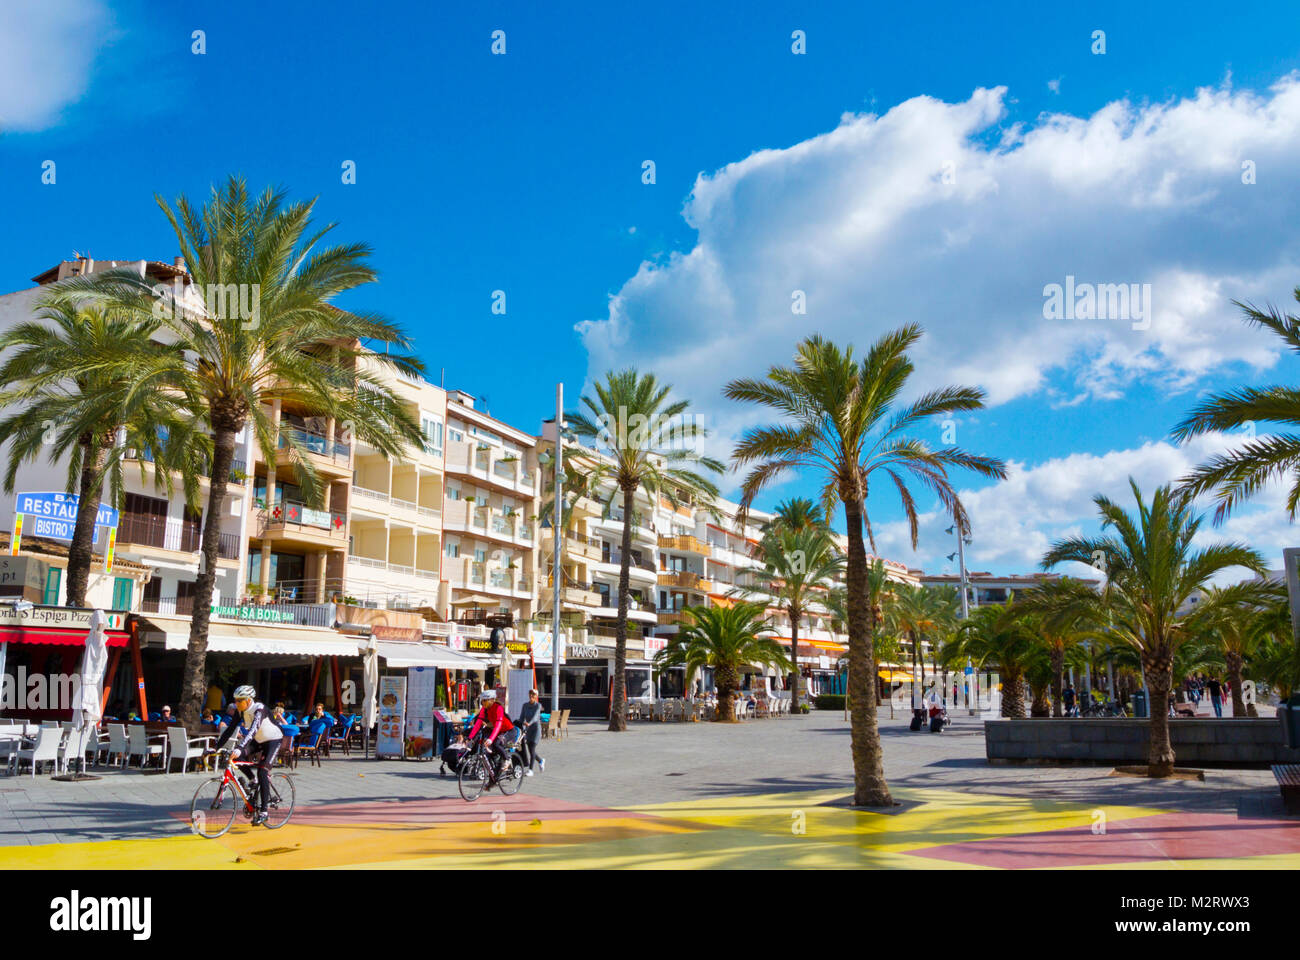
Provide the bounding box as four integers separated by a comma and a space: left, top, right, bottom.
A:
13, 726, 60, 776
104, 724, 129, 767
127, 724, 165, 769
165, 727, 213, 774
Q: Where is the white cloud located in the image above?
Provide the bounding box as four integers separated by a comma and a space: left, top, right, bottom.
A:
579, 75, 1300, 420
0, 0, 109, 133
871, 432, 1295, 581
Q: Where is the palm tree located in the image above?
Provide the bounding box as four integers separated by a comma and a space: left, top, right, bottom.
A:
953, 602, 1039, 718
653, 602, 790, 722
726, 329, 1005, 806
1015, 578, 1101, 717
58, 176, 425, 725
742, 525, 844, 713
1041, 480, 1267, 776
1172, 293, 1300, 522
764, 497, 826, 532
1198, 583, 1285, 717
566, 369, 723, 731
0, 295, 203, 606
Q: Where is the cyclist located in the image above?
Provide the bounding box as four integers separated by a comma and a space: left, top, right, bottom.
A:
213, 685, 284, 826
465, 690, 516, 778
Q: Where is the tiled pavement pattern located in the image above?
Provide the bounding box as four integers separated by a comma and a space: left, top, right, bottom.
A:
1, 712, 1294, 868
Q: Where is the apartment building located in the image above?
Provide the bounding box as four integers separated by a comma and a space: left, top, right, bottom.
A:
439, 390, 540, 626
916, 570, 1093, 608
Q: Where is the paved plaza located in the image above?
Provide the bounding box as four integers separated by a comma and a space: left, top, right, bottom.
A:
2, 711, 1296, 869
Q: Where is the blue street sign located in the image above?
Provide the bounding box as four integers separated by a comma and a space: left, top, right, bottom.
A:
15, 492, 118, 529
964, 666, 974, 675
28, 516, 100, 544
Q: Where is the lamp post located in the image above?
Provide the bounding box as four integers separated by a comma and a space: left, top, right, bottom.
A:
550, 385, 563, 717
946, 524, 975, 714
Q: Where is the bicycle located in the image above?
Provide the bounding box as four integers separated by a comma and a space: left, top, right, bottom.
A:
189, 751, 296, 838
457, 732, 525, 802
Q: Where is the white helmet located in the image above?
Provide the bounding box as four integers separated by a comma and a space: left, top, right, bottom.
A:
233, 685, 256, 701
480, 690, 497, 701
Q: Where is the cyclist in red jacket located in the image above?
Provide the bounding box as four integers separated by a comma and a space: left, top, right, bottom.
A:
467, 690, 516, 776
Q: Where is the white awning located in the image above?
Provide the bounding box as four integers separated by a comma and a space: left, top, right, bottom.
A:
375, 641, 485, 670
137, 615, 359, 657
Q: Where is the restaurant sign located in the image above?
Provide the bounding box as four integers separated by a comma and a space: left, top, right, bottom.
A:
210, 603, 296, 624
0, 605, 125, 631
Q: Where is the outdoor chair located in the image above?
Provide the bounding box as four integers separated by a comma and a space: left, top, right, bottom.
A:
327, 716, 355, 756
104, 724, 129, 767
127, 724, 165, 769
278, 734, 297, 769
544, 713, 560, 739
558, 709, 570, 740
295, 729, 326, 767
12, 726, 60, 776
165, 727, 213, 774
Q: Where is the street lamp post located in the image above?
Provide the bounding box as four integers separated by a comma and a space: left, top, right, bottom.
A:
947, 524, 975, 715
551, 384, 563, 718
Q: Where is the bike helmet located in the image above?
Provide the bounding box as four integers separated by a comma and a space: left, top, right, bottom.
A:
233, 684, 256, 701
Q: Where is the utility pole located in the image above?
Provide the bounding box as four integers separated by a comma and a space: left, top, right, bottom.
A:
551, 384, 563, 717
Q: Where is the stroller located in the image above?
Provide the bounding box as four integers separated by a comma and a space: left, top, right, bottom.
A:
928, 701, 950, 733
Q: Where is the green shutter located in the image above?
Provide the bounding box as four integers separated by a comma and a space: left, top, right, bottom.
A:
112, 577, 133, 611
43, 567, 62, 605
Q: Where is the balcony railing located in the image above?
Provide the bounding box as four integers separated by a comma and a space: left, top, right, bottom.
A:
658, 534, 711, 555
658, 570, 712, 591
278, 426, 350, 463
261, 501, 346, 537
609, 550, 657, 572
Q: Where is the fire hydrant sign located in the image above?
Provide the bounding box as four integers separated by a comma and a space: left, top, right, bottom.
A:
375, 675, 407, 758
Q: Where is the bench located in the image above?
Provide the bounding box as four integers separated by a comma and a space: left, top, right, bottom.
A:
1272, 764, 1300, 812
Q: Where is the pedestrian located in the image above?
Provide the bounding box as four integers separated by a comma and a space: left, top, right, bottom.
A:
1062, 682, 1076, 717
1207, 676, 1223, 718
514, 688, 545, 776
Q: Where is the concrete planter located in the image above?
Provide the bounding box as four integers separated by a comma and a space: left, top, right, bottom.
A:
984, 717, 1300, 768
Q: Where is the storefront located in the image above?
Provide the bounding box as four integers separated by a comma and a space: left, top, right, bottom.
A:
0, 605, 133, 721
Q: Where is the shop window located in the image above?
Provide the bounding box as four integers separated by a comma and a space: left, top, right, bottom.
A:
43, 567, 61, 605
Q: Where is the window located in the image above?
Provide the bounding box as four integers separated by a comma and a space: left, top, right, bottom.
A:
448, 487, 461, 500
43, 567, 61, 605
111, 577, 133, 611
449, 429, 464, 443
474, 549, 486, 563
445, 543, 460, 558
421, 415, 443, 454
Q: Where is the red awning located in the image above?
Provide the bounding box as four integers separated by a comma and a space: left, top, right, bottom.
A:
0, 627, 129, 647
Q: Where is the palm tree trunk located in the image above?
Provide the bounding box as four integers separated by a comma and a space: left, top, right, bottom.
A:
910, 631, 919, 710
1225, 651, 1246, 718
1001, 671, 1026, 718
65, 437, 107, 608
1143, 649, 1175, 777
842, 493, 892, 807
178, 421, 239, 728
715, 661, 737, 722
1030, 681, 1050, 717
608, 484, 634, 732
1050, 647, 1064, 718
788, 603, 802, 713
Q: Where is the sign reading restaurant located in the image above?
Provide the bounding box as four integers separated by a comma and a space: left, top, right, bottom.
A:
209, 603, 296, 624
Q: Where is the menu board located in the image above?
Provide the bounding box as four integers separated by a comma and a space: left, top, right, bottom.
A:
376, 675, 407, 758
405, 667, 438, 759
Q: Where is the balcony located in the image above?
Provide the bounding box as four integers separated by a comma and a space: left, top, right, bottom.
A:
657, 610, 691, 626
278, 426, 351, 474
117, 514, 241, 560
658, 534, 710, 556
258, 501, 347, 547
542, 529, 602, 562
657, 570, 713, 592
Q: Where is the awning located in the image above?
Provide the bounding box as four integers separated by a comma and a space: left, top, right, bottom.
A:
0, 626, 129, 648
879, 669, 918, 682
136, 615, 358, 657
449, 594, 499, 606
376, 641, 485, 670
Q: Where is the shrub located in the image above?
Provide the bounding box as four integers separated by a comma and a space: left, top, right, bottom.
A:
814, 694, 845, 711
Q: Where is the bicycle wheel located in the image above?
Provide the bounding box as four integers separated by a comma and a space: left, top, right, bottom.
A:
498, 755, 525, 796
458, 755, 489, 802
189, 777, 239, 838
262, 773, 296, 829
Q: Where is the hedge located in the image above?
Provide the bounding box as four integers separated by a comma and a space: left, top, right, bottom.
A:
814, 694, 846, 710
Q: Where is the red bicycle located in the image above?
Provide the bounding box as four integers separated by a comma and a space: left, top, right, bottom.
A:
189, 753, 295, 838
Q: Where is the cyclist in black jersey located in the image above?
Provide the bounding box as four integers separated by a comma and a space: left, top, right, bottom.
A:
214, 685, 284, 826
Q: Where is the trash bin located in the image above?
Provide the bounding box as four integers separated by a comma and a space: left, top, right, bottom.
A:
1131, 691, 1148, 718
1281, 696, 1300, 749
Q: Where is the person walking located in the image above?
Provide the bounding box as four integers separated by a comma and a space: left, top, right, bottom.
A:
514, 688, 545, 776
1062, 682, 1077, 717
1207, 675, 1223, 718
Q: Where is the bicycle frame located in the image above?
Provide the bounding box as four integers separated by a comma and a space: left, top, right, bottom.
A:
215, 759, 264, 815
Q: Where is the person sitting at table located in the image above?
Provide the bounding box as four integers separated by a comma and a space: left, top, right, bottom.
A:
161, 705, 177, 724
306, 703, 335, 739
270, 705, 289, 728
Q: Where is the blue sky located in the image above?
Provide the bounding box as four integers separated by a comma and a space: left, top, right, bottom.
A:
3, 0, 1300, 577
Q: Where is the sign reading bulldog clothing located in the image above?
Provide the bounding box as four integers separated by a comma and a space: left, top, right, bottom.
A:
376, 675, 407, 758
465, 636, 530, 655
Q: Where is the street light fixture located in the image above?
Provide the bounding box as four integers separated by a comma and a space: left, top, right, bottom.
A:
946, 523, 976, 714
